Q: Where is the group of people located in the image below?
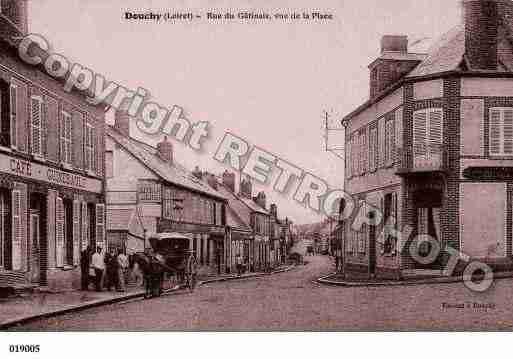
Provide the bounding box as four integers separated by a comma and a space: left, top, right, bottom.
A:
80, 246, 130, 292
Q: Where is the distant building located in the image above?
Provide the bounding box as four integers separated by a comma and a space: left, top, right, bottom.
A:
342, 0, 513, 279
214, 172, 271, 272
106, 111, 227, 275
0, 0, 106, 291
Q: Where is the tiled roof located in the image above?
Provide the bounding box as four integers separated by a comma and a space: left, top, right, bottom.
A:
238, 196, 269, 215
215, 184, 253, 231
107, 126, 226, 201
371, 52, 427, 66
407, 25, 465, 77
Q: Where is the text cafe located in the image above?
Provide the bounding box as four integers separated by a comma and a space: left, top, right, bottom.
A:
0, 153, 105, 291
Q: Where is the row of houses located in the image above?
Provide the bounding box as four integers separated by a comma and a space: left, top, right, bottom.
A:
0, 0, 293, 290
334, 0, 513, 279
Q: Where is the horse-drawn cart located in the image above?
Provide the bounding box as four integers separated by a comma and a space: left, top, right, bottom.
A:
134, 233, 198, 299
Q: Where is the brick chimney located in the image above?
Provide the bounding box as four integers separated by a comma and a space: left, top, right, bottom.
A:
1, 0, 28, 34
114, 110, 130, 137
461, 0, 513, 71
222, 170, 235, 192
369, 35, 423, 99
156, 136, 173, 164
205, 172, 218, 190
254, 191, 266, 209
240, 178, 252, 199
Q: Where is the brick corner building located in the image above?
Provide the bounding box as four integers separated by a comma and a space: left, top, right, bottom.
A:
0, 0, 106, 291
341, 0, 513, 279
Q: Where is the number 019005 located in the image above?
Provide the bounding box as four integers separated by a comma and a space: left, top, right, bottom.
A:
9, 345, 40, 353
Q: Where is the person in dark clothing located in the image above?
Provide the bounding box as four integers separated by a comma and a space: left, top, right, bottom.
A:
105, 249, 119, 291
80, 246, 92, 290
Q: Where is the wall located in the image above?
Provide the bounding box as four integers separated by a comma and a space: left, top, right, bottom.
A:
460, 183, 507, 259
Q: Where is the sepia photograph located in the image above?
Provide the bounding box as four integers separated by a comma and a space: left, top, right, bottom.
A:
1, 0, 513, 354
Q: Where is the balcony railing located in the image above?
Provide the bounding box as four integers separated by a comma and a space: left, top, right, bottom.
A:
395, 145, 449, 175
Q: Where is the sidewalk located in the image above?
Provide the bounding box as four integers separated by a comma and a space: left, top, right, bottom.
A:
0, 264, 296, 330
317, 271, 513, 287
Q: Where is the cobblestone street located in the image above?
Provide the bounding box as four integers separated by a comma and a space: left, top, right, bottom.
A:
11, 256, 513, 331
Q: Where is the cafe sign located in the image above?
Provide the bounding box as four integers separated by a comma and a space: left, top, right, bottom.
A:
0, 152, 103, 193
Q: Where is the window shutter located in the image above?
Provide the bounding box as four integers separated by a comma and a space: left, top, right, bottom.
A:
92, 126, 98, 173
9, 84, 17, 149
11, 190, 22, 271
72, 112, 83, 169
413, 110, 427, 157
31, 97, 42, 156
503, 109, 513, 155
56, 197, 64, 268
46, 190, 57, 268
428, 109, 443, 155
12, 81, 28, 152
73, 200, 80, 266
362, 130, 368, 174
369, 127, 377, 172
95, 203, 105, 247
60, 112, 66, 163
386, 119, 396, 166
490, 109, 502, 155
81, 202, 89, 251
378, 118, 386, 168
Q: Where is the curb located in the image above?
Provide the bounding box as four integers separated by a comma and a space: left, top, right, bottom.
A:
198, 265, 296, 285
1, 264, 297, 330
0, 290, 146, 330
316, 271, 513, 288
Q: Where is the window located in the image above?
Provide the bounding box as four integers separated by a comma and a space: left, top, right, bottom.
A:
31, 96, 43, 157
85, 123, 96, 172
369, 126, 378, 172
490, 108, 513, 156
9, 84, 17, 149
413, 108, 443, 158
60, 111, 72, 164
163, 188, 184, 220
385, 117, 396, 166
105, 151, 113, 178
138, 180, 161, 202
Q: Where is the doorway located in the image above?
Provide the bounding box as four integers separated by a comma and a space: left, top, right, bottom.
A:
29, 212, 40, 284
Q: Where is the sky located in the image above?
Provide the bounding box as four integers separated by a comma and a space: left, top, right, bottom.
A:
28, 0, 461, 224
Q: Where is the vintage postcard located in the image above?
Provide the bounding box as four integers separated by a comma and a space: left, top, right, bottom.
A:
0, 0, 512, 345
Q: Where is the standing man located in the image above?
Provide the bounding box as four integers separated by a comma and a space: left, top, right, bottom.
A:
80, 245, 92, 290
117, 249, 129, 292
92, 247, 105, 292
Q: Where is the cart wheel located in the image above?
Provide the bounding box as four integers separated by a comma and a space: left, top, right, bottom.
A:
186, 256, 197, 292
